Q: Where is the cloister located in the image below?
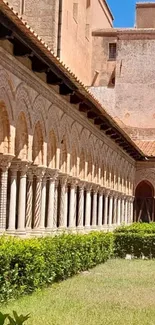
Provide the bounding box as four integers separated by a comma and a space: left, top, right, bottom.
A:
0, 0, 153, 237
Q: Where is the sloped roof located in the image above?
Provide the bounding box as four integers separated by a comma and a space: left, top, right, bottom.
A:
135, 140, 155, 156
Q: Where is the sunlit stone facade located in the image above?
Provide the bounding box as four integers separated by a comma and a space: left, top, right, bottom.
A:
0, 44, 135, 236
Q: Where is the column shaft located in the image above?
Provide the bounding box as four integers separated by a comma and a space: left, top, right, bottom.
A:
98, 191, 103, 227
8, 167, 18, 231
77, 185, 84, 228
92, 190, 97, 228
117, 198, 121, 225
109, 195, 113, 226
47, 178, 55, 229
59, 176, 68, 228
69, 183, 76, 228
0, 168, 8, 230
40, 177, 47, 229
26, 171, 33, 229
104, 194, 108, 226
85, 185, 91, 228
18, 165, 27, 231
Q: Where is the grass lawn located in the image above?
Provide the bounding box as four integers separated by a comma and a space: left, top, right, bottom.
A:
1, 259, 155, 325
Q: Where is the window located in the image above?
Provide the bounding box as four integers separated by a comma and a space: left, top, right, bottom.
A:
73, 3, 78, 23
109, 43, 117, 60
86, 0, 91, 9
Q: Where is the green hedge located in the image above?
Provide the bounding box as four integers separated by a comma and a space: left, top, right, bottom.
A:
114, 223, 155, 258
0, 232, 113, 303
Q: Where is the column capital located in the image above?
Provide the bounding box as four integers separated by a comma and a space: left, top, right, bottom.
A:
99, 186, 104, 194
69, 176, 78, 188
33, 166, 46, 179
0, 154, 14, 171
46, 168, 58, 180
85, 181, 93, 191
104, 188, 110, 197
59, 173, 68, 186
19, 161, 29, 176
92, 184, 99, 193
78, 180, 86, 190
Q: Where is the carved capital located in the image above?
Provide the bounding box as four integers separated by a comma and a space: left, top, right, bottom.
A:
0, 154, 14, 172
85, 181, 93, 191
46, 168, 58, 180
33, 166, 46, 180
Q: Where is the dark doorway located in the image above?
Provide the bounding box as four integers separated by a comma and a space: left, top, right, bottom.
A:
135, 181, 154, 222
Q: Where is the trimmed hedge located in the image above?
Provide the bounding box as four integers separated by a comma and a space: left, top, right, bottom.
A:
114, 223, 155, 258
0, 232, 113, 302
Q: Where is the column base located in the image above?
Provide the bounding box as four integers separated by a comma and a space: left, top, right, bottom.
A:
45, 227, 58, 235
76, 226, 84, 233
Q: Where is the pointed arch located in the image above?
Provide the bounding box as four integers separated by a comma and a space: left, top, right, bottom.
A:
47, 129, 57, 168
79, 149, 85, 179
32, 121, 44, 165
71, 146, 77, 177
60, 135, 67, 173
15, 112, 28, 160
0, 102, 10, 154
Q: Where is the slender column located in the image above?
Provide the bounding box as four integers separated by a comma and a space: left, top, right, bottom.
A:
92, 186, 98, 228
98, 188, 103, 227
121, 196, 125, 224
53, 179, 59, 228
85, 183, 92, 228
59, 175, 68, 229
125, 197, 128, 225
47, 170, 58, 229
109, 192, 113, 226
40, 175, 47, 229
104, 191, 109, 226
129, 197, 134, 224
17, 163, 28, 231
0, 156, 12, 231
26, 169, 33, 229
8, 163, 18, 231
77, 182, 85, 228
69, 178, 77, 229
113, 193, 118, 225
117, 196, 121, 226
33, 167, 45, 229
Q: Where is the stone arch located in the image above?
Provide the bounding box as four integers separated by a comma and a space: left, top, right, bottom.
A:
0, 69, 14, 121
47, 129, 57, 169
0, 102, 10, 154
70, 146, 77, 177
15, 112, 28, 160
32, 95, 47, 139
15, 83, 32, 132
135, 180, 154, 222
87, 151, 93, 182
32, 121, 44, 165
60, 135, 67, 173
79, 149, 85, 179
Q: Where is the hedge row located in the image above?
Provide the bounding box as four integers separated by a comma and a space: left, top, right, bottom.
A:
0, 232, 113, 302
114, 223, 155, 258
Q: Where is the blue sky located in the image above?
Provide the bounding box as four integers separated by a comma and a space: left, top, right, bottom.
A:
108, 0, 155, 27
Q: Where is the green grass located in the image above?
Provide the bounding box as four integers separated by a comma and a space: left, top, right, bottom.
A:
1, 259, 155, 325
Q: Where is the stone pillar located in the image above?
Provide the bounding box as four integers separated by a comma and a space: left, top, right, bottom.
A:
104, 190, 109, 227
113, 193, 118, 225
33, 167, 45, 229
0, 156, 12, 231
129, 197, 134, 224
85, 183, 92, 228
77, 181, 85, 229
17, 163, 28, 232
40, 175, 47, 229
109, 192, 113, 226
121, 196, 125, 224
53, 179, 59, 229
8, 163, 18, 231
117, 196, 121, 226
47, 170, 58, 230
92, 186, 98, 229
69, 178, 77, 229
26, 169, 33, 229
98, 188, 103, 227
59, 175, 68, 229
125, 197, 128, 225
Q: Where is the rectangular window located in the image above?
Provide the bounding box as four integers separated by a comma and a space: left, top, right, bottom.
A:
73, 3, 78, 23
86, 0, 91, 9
109, 43, 117, 60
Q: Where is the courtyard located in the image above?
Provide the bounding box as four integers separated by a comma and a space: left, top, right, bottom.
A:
1, 259, 155, 325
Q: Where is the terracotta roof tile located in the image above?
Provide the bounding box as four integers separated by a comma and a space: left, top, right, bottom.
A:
135, 140, 155, 156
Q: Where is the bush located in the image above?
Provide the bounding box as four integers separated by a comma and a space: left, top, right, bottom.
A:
114, 223, 155, 258
0, 232, 113, 303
